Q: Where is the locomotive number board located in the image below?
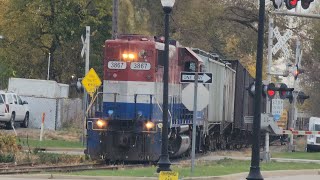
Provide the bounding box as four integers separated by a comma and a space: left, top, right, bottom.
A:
107, 61, 151, 70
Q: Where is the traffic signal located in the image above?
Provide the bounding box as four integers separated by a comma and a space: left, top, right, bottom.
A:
297, 91, 310, 105
267, 83, 276, 99
301, 0, 314, 9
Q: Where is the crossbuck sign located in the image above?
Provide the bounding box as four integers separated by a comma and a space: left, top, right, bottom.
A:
272, 26, 293, 60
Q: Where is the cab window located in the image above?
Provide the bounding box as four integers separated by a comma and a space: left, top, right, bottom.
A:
184, 61, 196, 72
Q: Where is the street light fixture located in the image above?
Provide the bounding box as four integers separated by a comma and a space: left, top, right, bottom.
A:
157, 0, 175, 173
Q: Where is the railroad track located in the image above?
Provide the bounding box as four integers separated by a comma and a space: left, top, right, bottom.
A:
0, 163, 143, 175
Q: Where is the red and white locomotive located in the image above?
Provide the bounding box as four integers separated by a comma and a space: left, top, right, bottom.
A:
85, 34, 258, 162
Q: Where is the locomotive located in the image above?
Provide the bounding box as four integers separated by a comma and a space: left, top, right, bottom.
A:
85, 34, 265, 162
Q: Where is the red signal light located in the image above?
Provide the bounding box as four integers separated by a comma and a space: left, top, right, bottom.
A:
289, 0, 298, 5
267, 90, 275, 97
285, 0, 298, 9
267, 83, 276, 99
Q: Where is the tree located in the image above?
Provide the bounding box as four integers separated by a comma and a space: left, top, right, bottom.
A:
0, 0, 112, 84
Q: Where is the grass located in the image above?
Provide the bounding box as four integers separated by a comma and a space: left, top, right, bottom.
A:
272, 152, 320, 160
16, 138, 84, 149
66, 159, 320, 177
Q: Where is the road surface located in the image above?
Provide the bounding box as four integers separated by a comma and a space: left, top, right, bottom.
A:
264, 175, 320, 180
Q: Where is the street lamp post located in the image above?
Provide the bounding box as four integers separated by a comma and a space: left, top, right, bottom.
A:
157, 0, 175, 173
246, 0, 265, 179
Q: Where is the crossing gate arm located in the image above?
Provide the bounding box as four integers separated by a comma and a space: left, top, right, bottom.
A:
282, 129, 320, 135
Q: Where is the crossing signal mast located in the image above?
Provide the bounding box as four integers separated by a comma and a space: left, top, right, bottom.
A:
248, 82, 294, 100
271, 0, 315, 9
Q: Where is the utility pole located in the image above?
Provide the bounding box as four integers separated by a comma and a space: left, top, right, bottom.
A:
47, 52, 51, 80
288, 39, 301, 151
112, 0, 119, 39
82, 26, 90, 146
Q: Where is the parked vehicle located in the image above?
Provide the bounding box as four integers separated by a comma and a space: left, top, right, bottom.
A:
307, 117, 320, 152
0, 91, 29, 129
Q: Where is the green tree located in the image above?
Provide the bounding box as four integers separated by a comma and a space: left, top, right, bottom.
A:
0, 0, 112, 84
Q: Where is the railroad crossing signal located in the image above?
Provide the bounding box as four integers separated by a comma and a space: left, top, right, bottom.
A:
81, 68, 102, 97
272, 26, 293, 60
271, 0, 314, 9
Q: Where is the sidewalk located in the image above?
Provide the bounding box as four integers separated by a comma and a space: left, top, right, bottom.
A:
1, 169, 319, 180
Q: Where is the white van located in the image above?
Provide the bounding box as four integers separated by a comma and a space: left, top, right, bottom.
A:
307, 117, 320, 152
0, 91, 30, 129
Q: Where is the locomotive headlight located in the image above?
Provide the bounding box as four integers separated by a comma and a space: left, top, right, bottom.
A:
128, 53, 135, 59
122, 53, 129, 59
96, 119, 106, 128
145, 121, 155, 130
122, 53, 135, 61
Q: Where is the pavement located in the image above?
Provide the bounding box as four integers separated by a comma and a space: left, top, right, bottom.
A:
0, 170, 319, 180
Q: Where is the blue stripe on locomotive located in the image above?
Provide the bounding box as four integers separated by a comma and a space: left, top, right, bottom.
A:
102, 101, 204, 124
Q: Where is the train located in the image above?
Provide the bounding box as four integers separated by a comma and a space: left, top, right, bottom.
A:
84, 34, 266, 162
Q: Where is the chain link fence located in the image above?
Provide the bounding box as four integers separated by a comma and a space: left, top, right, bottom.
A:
21, 96, 83, 130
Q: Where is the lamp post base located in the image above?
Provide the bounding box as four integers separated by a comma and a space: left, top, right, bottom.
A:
157, 155, 171, 173
246, 166, 263, 180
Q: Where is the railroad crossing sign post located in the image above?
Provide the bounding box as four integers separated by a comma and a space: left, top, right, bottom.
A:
272, 26, 292, 60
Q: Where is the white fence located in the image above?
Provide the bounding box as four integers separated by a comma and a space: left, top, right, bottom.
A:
21, 96, 83, 130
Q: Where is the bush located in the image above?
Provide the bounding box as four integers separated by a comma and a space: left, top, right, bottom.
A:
0, 153, 14, 163
36, 152, 85, 165
0, 132, 19, 153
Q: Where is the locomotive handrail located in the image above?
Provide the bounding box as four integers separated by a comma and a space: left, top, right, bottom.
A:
134, 94, 154, 120
153, 96, 173, 128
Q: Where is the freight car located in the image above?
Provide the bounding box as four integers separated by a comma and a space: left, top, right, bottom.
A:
84, 34, 264, 162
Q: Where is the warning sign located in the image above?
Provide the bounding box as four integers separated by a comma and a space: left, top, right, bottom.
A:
159, 171, 178, 180
81, 68, 102, 96
277, 110, 288, 129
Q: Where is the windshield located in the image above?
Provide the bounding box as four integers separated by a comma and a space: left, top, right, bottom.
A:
0, 94, 4, 104
315, 124, 320, 131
